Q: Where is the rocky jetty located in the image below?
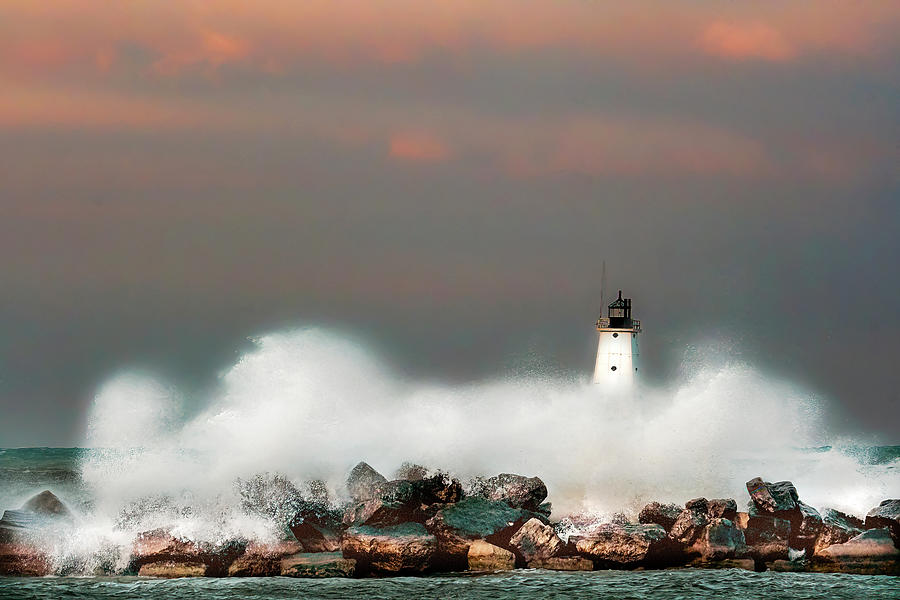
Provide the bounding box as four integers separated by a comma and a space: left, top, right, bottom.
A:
0, 472, 897, 578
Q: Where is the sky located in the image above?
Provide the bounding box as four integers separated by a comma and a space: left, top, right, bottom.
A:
1, 1, 898, 446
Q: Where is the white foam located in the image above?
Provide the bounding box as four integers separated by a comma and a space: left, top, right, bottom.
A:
75, 327, 896, 547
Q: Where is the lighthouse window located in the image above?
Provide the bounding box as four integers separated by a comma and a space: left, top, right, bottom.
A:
612, 333, 618, 338
610, 366, 617, 371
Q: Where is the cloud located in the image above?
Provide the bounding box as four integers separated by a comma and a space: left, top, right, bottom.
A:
389, 132, 451, 163
699, 21, 795, 62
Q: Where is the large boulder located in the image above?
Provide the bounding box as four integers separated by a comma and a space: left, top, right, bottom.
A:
343, 474, 463, 528
289, 501, 342, 552
814, 509, 864, 556
0, 543, 52, 576
865, 499, 900, 543
744, 509, 791, 562
280, 552, 356, 578
341, 523, 435, 574
668, 502, 709, 546
746, 478, 798, 513
347, 462, 388, 502
424, 497, 540, 568
129, 529, 246, 577
638, 502, 682, 532
789, 501, 824, 553
21, 490, 72, 518
467, 540, 515, 571
745, 478, 822, 553
707, 499, 738, 520
470, 474, 548, 511
811, 528, 899, 575
690, 518, 746, 562
573, 523, 672, 568
0, 490, 74, 543
227, 541, 302, 577
508, 518, 563, 564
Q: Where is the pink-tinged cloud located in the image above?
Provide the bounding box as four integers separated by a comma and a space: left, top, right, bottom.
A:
699, 21, 795, 62
389, 133, 451, 163
1, 1, 897, 81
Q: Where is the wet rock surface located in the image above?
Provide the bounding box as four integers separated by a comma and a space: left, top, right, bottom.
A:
347, 462, 388, 502
0, 466, 896, 579
289, 501, 342, 552
470, 474, 548, 511
509, 517, 563, 564
865, 499, 900, 542
638, 502, 682, 532
280, 552, 356, 578
573, 523, 671, 567
813, 509, 864, 555
467, 539, 515, 571
341, 523, 435, 574
425, 497, 536, 567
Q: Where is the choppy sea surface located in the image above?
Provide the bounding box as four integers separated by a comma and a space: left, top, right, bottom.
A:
1, 570, 899, 600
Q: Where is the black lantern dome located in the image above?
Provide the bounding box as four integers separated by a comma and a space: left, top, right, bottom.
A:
607, 290, 632, 328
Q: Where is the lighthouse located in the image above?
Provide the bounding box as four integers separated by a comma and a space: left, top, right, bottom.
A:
593, 290, 641, 388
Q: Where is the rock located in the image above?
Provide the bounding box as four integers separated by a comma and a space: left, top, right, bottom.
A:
573, 523, 671, 568
817, 528, 899, 559
424, 497, 539, 568
707, 499, 737, 520
417, 473, 463, 505
226, 541, 302, 577
0, 543, 52, 576
0, 511, 39, 543
471, 473, 548, 511
744, 511, 791, 562
669, 505, 709, 545
527, 556, 594, 571
138, 561, 207, 577
813, 509, 864, 555
21, 490, 71, 518
685, 497, 708, 511
129, 529, 246, 576
699, 558, 756, 571
733, 512, 749, 530
509, 518, 563, 564
788, 501, 824, 553
0, 491, 74, 543
811, 528, 899, 575
344, 474, 464, 528
746, 479, 822, 553
467, 540, 515, 571
638, 502, 682, 532
864, 499, 900, 542
281, 552, 356, 578
289, 501, 342, 552
347, 462, 388, 502
690, 518, 746, 561
341, 523, 435, 574
746, 478, 798, 514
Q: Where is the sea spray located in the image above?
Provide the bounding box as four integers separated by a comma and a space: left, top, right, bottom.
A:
68, 327, 898, 561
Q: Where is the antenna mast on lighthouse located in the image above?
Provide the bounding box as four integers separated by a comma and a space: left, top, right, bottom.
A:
600, 260, 606, 316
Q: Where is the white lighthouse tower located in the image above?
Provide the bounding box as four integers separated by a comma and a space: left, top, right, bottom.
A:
593, 290, 641, 388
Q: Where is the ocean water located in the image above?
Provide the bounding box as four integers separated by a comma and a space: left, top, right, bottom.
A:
1, 570, 899, 600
